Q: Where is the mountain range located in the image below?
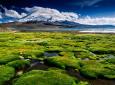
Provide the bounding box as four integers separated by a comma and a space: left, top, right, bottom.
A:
0, 8, 115, 32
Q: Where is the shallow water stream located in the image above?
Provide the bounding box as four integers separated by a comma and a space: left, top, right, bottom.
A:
67, 68, 115, 85
5, 55, 115, 85
21, 58, 115, 85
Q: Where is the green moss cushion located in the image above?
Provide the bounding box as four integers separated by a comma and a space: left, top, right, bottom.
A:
0, 54, 20, 64
6, 60, 30, 70
14, 70, 78, 85
80, 61, 115, 79
0, 65, 15, 85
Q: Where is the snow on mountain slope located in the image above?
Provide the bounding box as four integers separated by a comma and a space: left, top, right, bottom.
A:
1, 6, 115, 25
18, 6, 79, 23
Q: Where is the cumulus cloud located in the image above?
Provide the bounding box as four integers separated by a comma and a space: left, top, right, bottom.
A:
0, 6, 27, 23
23, 6, 115, 25
4, 8, 26, 18
22, 6, 79, 22
21, 13, 27, 17
76, 16, 115, 25
0, 6, 115, 25
0, 5, 27, 19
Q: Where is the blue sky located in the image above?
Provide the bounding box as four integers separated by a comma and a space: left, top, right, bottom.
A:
0, 0, 115, 17
0, 0, 115, 25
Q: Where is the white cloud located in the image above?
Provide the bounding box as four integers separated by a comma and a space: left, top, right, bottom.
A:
21, 6, 115, 25
61, 12, 79, 21
76, 16, 115, 25
21, 6, 79, 22
20, 13, 27, 17
0, 12, 3, 19
0, 7, 27, 23
83, 0, 102, 6
71, 0, 102, 7
4, 8, 26, 18
0, 6, 115, 25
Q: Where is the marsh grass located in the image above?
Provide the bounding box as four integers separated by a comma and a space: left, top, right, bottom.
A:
0, 32, 114, 85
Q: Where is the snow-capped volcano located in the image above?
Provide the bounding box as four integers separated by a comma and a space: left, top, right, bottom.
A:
1, 6, 115, 26
18, 7, 79, 23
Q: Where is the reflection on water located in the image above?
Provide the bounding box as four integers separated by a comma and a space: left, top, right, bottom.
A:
64, 28, 115, 33
7, 24, 115, 33
27, 59, 49, 71
44, 52, 58, 57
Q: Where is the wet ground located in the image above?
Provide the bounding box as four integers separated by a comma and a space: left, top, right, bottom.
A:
44, 52, 58, 57
5, 52, 115, 85
23, 57, 115, 85
66, 68, 115, 85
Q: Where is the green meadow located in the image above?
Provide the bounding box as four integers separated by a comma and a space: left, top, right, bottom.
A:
0, 32, 115, 85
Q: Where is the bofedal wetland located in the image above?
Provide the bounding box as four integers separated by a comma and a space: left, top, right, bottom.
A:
0, 32, 115, 85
